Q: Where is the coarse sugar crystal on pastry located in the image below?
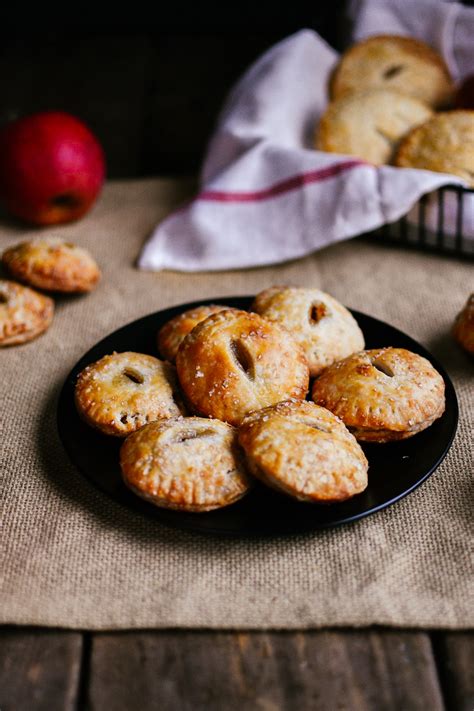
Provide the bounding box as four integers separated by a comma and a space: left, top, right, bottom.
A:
0, 279, 54, 346
175, 309, 309, 426
251, 286, 364, 377
312, 348, 445, 443
75, 351, 185, 437
330, 35, 454, 109
120, 416, 252, 512
316, 89, 433, 165
452, 293, 474, 355
2, 237, 101, 293
238, 400, 368, 503
157, 304, 230, 362
395, 111, 474, 187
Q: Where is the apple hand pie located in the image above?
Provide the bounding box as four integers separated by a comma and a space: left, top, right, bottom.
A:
75, 351, 185, 437
238, 400, 368, 503
2, 237, 101, 293
0, 279, 54, 346
251, 286, 364, 377
312, 348, 445, 442
157, 304, 229, 362
120, 417, 252, 512
176, 309, 309, 426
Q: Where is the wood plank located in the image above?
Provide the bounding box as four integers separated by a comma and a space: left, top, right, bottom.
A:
433, 632, 474, 711
0, 627, 83, 711
0, 34, 152, 178
87, 629, 444, 711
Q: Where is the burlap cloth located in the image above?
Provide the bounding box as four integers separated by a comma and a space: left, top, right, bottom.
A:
1, 179, 472, 630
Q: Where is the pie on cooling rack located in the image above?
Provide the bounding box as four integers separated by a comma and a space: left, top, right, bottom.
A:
330, 35, 454, 109
316, 88, 433, 165
395, 110, 474, 187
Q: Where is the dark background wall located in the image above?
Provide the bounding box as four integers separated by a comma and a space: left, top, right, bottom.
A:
0, 3, 348, 178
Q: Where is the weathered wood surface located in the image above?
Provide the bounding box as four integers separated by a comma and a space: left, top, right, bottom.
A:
86, 630, 447, 711
434, 632, 474, 711
0, 628, 83, 711
2, 627, 473, 710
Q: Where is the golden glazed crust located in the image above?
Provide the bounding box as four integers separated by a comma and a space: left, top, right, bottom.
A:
120, 417, 252, 512
238, 400, 368, 503
0, 279, 54, 346
2, 237, 101, 293
252, 286, 365, 376
395, 111, 474, 187
330, 35, 454, 109
312, 348, 445, 442
157, 304, 229, 362
452, 294, 474, 354
75, 351, 185, 437
316, 89, 433, 165
176, 309, 309, 426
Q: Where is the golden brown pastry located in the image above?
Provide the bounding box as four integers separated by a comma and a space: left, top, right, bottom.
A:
316, 89, 433, 165
452, 294, 474, 354
0, 279, 54, 346
2, 237, 101, 293
252, 286, 364, 377
157, 304, 228, 362
238, 400, 368, 503
75, 351, 184, 437
331, 35, 454, 109
395, 111, 474, 186
312, 348, 445, 442
120, 416, 252, 512
176, 309, 309, 425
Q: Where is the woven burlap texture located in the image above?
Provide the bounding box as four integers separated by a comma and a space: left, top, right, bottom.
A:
1, 179, 472, 630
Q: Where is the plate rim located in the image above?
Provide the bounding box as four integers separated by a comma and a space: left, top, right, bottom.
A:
57, 295, 459, 537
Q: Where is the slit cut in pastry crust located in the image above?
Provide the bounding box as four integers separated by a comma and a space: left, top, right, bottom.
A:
238, 400, 368, 503
330, 35, 454, 109
120, 416, 252, 512
312, 348, 445, 442
75, 351, 185, 437
176, 309, 309, 426
251, 286, 365, 377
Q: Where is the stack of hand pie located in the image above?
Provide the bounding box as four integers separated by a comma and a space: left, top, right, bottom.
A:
0, 237, 100, 346
315, 35, 474, 186
74, 287, 446, 513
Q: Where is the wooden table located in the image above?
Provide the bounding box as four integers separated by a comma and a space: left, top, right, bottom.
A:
0, 24, 472, 711
1, 627, 472, 709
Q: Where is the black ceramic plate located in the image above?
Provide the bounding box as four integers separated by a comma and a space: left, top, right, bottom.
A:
57, 297, 458, 536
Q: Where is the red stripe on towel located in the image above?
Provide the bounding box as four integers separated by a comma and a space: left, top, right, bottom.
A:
197, 160, 366, 203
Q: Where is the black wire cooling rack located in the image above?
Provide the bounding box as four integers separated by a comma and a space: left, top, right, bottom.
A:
372, 185, 474, 258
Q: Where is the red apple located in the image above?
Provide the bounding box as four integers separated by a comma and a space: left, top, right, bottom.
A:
455, 74, 474, 109
0, 111, 105, 225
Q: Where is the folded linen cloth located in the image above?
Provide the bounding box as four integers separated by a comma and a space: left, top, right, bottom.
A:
139, 1, 473, 272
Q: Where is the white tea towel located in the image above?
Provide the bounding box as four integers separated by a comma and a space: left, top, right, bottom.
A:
139, 3, 472, 272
